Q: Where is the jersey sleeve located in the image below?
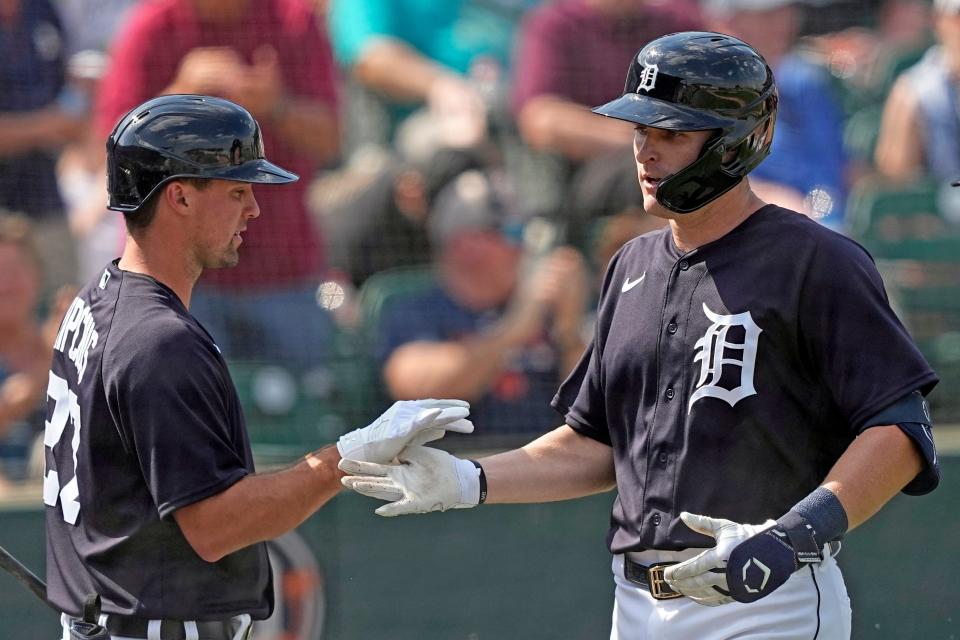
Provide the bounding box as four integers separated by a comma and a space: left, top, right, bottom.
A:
105, 325, 249, 519
798, 235, 939, 430
551, 338, 610, 445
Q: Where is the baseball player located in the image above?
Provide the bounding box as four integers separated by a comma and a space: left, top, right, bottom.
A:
339, 32, 940, 639
42, 94, 473, 640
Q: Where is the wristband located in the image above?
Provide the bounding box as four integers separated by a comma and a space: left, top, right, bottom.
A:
787, 486, 848, 547
469, 460, 487, 504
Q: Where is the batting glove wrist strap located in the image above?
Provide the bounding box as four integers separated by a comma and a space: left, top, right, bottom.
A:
469, 460, 487, 504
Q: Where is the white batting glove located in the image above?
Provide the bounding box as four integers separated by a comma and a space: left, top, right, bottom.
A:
339, 446, 480, 516
663, 512, 776, 606
336, 399, 473, 464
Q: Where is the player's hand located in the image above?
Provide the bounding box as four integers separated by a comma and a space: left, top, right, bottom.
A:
664, 512, 775, 606
336, 399, 473, 464
339, 446, 480, 516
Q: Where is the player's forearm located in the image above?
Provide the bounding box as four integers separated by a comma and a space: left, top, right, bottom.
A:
480, 425, 616, 503
174, 445, 344, 562
518, 97, 632, 160
819, 425, 924, 531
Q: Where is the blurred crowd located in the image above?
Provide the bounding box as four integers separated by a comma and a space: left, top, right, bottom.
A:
1, 0, 956, 488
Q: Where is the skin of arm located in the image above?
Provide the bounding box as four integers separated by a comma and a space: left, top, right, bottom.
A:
518, 95, 633, 161
353, 38, 453, 103
0, 107, 83, 158
174, 445, 344, 563
874, 76, 925, 181
383, 313, 538, 401
481, 425, 616, 504
820, 424, 924, 531
266, 96, 340, 162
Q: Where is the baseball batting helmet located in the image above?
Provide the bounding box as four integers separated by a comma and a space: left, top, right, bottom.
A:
593, 31, 778, 213
106, 94, 298, 212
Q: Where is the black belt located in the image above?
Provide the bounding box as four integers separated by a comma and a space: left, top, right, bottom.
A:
623, 558, 683, 600
96, 615, 248, 640
623, 541, 842, 601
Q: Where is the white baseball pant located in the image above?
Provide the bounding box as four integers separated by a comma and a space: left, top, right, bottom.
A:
610, 547, 852, 640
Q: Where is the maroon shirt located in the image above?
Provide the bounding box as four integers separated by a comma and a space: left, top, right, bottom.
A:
97, 0, 338, 289
512, 0, 701, 114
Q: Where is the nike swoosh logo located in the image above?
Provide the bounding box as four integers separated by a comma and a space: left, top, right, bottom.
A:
622, 272, 646, 293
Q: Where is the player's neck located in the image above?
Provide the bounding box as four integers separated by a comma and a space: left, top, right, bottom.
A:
118, 235, 200, 309
667, 185, 766, 253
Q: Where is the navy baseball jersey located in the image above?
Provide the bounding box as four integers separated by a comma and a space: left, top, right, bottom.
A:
43, 261, 273, 619
553, 205, 938, 554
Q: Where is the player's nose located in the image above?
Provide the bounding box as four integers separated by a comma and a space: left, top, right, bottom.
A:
634, 132, 658, 164
246, 192, 261, 219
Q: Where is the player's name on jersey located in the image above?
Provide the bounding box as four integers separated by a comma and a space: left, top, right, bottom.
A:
53, 297, 99, 383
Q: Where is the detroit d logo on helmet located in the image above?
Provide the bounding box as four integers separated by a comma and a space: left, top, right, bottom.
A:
689, 303, 763, 411
636, 62, 658, 92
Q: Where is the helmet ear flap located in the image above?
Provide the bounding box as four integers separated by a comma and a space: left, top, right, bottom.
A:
656, 136, 743, 213
722, 115, 776, 177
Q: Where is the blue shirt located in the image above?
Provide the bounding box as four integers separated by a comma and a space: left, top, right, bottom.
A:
0, 0, 66, 217
752, 53, 847, 229
378, 285, 564, 435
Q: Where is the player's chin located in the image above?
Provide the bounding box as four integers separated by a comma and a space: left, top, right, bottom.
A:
208, 249, 241, 269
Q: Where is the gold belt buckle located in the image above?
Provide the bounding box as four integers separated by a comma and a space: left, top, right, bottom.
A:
647, 562, 682, 600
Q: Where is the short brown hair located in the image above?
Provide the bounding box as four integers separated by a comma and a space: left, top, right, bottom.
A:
123, 177, 212, 235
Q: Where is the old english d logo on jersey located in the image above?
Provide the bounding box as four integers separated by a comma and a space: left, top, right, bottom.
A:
689, 303, 762, 411
637, 63, 658, 92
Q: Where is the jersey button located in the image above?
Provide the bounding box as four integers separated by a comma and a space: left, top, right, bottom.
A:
652, 513, 662, 526
679, 260, 690, 271
667, 322, 678, 334
665, 387, 675, 400
657, 451, 668, 465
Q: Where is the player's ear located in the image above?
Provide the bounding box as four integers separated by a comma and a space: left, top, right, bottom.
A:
164, 181, 191, 215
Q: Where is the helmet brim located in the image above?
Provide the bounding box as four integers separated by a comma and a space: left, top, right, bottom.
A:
593, 94, 735, 131
213, 158, 299, 184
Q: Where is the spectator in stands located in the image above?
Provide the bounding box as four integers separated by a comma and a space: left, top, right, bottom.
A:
512, 0, 699, 164
324, 146, 488, 288
0, 0, 85, 297
57, 49, 124, 284
704, 0, 850, 229
376, 170, 590, 435
327, 0, 534, 157
97, 0, 340, 369
55, 0, 137, 55
875, 0, 960, 183
0, 215, 64, 489
509, 0, 700, 222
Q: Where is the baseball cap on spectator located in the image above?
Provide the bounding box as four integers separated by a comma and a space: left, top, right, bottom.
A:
415, 146, 488, 205
428, 170, 522, 249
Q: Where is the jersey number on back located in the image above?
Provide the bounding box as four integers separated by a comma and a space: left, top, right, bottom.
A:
43, 371, 82, 524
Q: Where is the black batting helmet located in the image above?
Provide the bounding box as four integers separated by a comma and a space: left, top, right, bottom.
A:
593, 31, 778, 213
106, 94, 298, 212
